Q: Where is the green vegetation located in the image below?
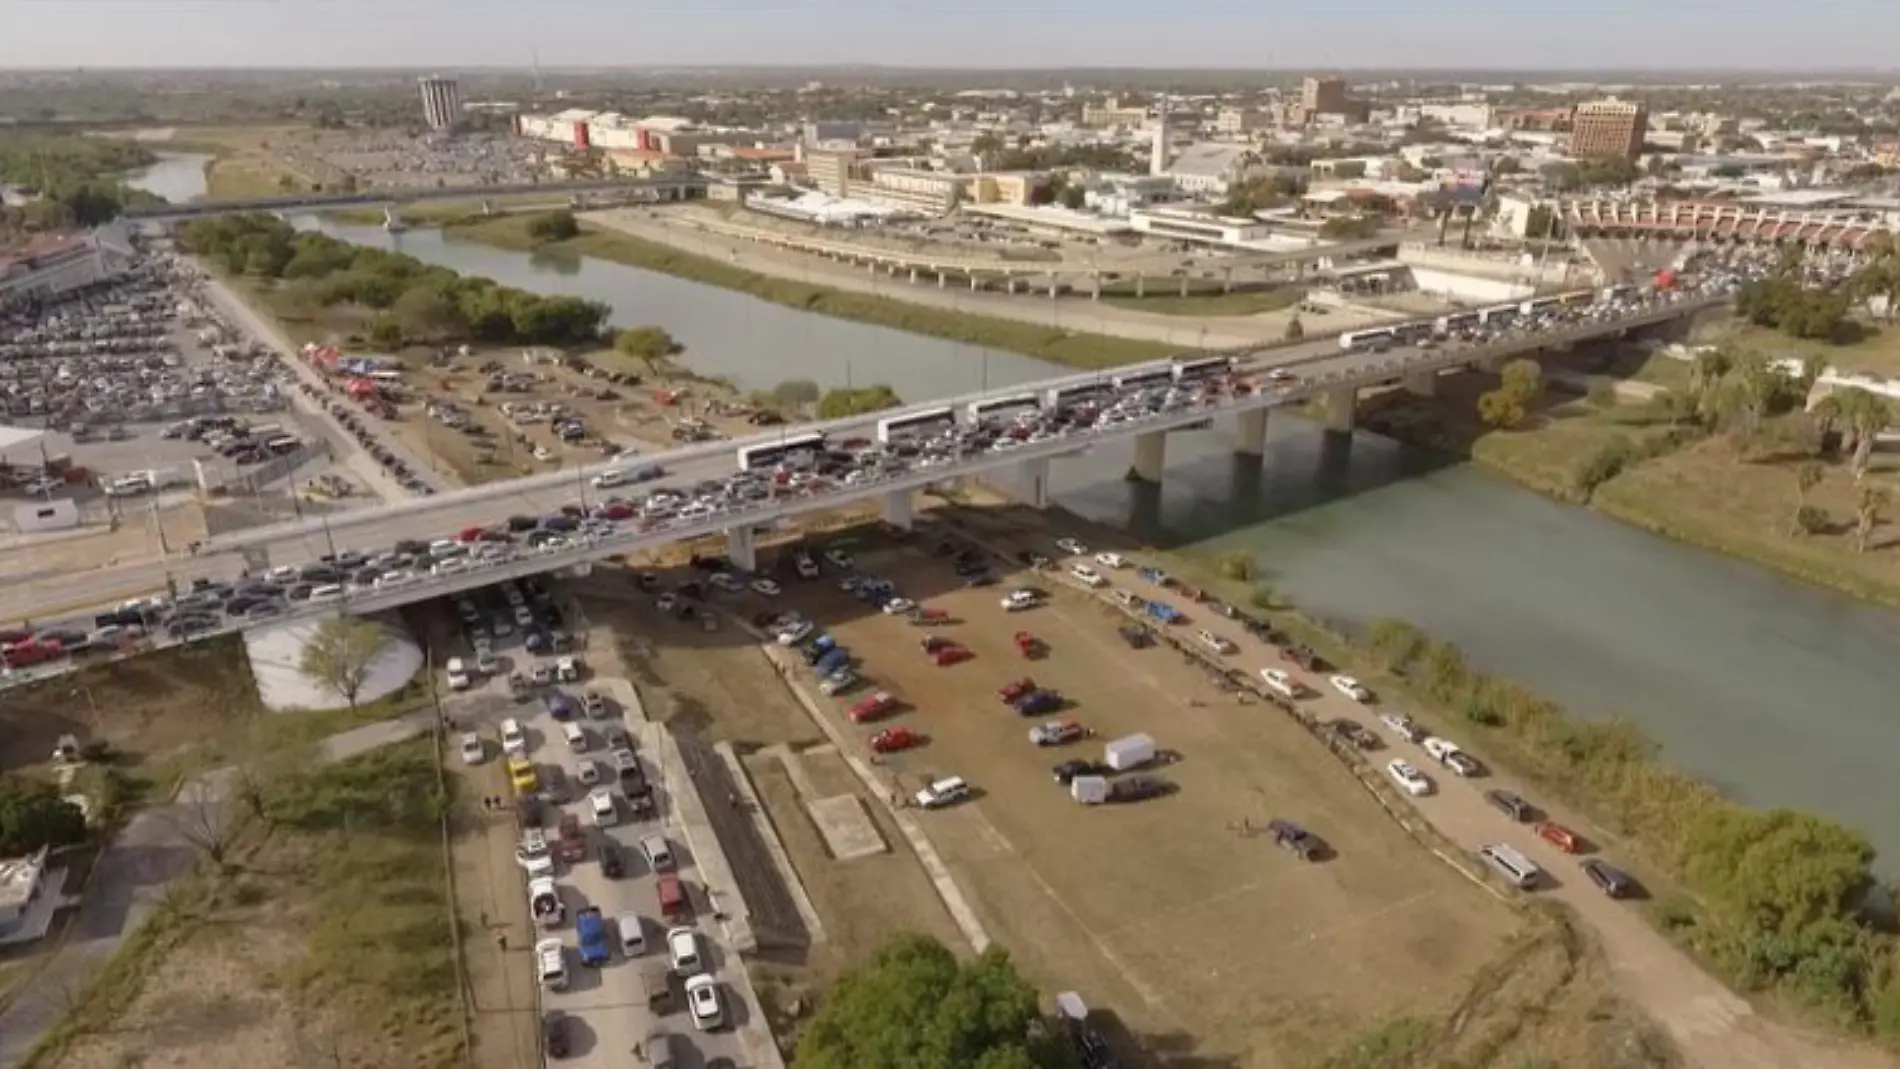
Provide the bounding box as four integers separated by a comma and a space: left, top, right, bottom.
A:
752, 378, 822, 416
446, 214, 1178, 370
1539, 155, 1641, 191
1736, 273, 1853, 342
1476, 358, 1544, 430
527, 208, 581, 242
1315, 1017, 1436, 1069
0, 132, 161, 231
183, 213, 610, 348
1319, 215, 1382, 240
612, 324, 685, 375
298, 616, 392, 713
818, 384, 904, 419
0, 779, 88, 855
793, 932, 1069, 1069
1220, 173, 1307, 217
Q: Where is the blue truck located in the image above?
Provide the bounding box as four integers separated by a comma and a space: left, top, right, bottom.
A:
575, 907, 610, 966
1014, 690, 1063, 717
812, 647, 852, 678
1145, 600, 1183, 625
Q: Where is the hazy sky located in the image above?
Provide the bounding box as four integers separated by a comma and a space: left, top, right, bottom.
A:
2, 0, 1897, 71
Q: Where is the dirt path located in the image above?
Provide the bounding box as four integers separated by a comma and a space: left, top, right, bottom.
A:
951, 510, 1895, 1069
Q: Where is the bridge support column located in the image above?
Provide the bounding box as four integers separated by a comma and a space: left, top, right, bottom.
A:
938, 271, 947, 288
970, 275, 979, 291
726, 526, 758, 572
1048, 276, 1059, 300
1234, 409, 1268, 458
908, 268, 918, 284
1179, 276, 1191, 297
1006, 278, 1019, 295
881, 489, 914, 530
1135, 276, 1146, 298
1321, 386, 1357, 436
1018, 456, 1051, 509
1091, 273, 1102, 300
1223, 267, 1235, 294
1130, 431, 1167, 484
1402, 371, 1437, 397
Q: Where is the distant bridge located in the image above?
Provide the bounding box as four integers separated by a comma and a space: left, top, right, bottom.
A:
1557, 197, 1895, 250
124, 175, 710, 222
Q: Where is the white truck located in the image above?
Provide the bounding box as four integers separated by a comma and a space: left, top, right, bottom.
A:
529, 876, 565, 928
1104, 733, 1156, 772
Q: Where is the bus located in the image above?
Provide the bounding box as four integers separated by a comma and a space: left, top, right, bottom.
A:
1172, 355, 1238, 381
875, 405, 956, 444
1338, 327, 1398, 352
1599, 283, 1638, 304
736, 431, 827, 470
1517, 295, 1563, 317
1475, 303, 1518, 326
1043, 381, 1110, 409
965, 393, 1041, 422
1434, 310, 1480, 335
1111, 361, 1177, 390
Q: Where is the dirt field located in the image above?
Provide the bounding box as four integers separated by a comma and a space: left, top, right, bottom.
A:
42, 740, 463, 1069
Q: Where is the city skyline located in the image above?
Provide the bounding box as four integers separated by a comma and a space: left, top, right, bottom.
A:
1, 0, 1897, 72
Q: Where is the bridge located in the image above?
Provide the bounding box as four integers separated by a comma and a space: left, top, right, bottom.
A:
0, 292, 1721, 655
654, 213, 1422, 295
1557, 197, 1895, 250
123, 175, 711, 223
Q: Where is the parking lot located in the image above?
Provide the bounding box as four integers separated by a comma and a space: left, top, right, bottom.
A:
438, 576, 758, 1069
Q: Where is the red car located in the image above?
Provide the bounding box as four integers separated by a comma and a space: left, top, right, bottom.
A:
870, 726, 921, 753
933, 645, 973, 667
848, 692, 899, 723
997, 677, 1037, 704
600, 502, 636, 520
1013, 631, 1046, 659
919, 635, 954, 654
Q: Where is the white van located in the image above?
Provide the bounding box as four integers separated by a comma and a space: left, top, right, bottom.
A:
616, 912, 646, 956
535, 938, 569, 991
1479, 843, 1542, 890
500, 718, 527, 757
562, 722, 588, 752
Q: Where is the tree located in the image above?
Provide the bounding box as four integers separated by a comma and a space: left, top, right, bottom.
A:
0, 779, 88, 855
1857, 485, 1889, 553
167, 774, 242, 872
1283, 315, 1305, 342
1319, 215, 1380, 240
817, 385, 903, 420
1682, 808, 1874, 940
391, 284, 464, 340
1499, 358, 1543, 404
1058, 185, 1088, 211
1792, 462, 1826, 536
769, 378, 822, 415
1217, 552, 1257, 582
1836, 387, 1893, 481
298, 617, 390, 712
614, 326, 685, 376
1476, 388, 1527, 429
794, 932, 1058, 1069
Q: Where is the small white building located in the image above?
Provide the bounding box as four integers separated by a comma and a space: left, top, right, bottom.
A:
1162, 143, 1268, 197
1129, 207, 1273, 246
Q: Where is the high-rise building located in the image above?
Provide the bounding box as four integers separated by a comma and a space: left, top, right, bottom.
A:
1301, 76, 1349, 116
419, 76, 462, 131
1569, 98, 1649, 160
1151, 97, 1170, 177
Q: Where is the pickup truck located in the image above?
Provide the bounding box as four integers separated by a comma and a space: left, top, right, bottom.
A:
555, 813, 588, 863
576, 907, 611, 966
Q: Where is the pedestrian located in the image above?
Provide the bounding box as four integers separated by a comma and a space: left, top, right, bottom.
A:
496, 932, 508, 951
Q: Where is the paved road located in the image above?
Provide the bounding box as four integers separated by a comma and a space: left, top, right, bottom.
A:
1003, 529, 1895, 1069
0, 705, 437, 1069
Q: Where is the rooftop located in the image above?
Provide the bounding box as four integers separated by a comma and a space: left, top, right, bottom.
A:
0, 425, 48, 455
0, 849, 47, 914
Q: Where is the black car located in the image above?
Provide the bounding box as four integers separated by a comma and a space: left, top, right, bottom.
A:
1326, 718, 1380, 751
1051, 759, 1113, 785
1484, 789, 1536, 822
1266, 818, 1328, 861
1117, 625, 1154, 649
1580, 858, 1638, 899
543, 1011, 571, 1058
1108, 776, 1172, 803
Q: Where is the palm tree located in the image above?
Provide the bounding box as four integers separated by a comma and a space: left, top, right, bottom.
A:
1837, 387, 1894, 482
1851, 231, 1900, 324
1856, 485, 1890, 553
1810, 392, 1845, 456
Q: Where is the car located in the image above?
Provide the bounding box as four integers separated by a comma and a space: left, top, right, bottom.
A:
555, 656, 580, 682
823, 548, 854, 570
794, 553, 820, 578
508, 758, 540, 794
583, 691, 608, 718
1485, 789, 1535, 822
818, 669, 859, 696
1095, 552, 1128, 569
776, 619, 814, 645
1580, 858, 1638, 899
1197, 629, 1236, 655
543, 1010, 571, 1058
1422, 736, 1463, 763
1028, 720, 1087, 746
577, 759, 602, 786
870, 726, 921, 753
666, 926, 704, 975
1259, 668, 1303, 698
445, 657, 472, 691
588, 787, 617, 825
616, 911, 646, 955
685, 973, 725, 1031
1326, 718, 1380, 750
529, 664, 554, 687
848, 692, 899, 723
1444, 751, 1485, 777
881, 597, 917, 615
1329, 675, 1373, 702
1386, 760, 1432, 797
641, 834, 675, 871
1378, 711, 1426, 742
1051, 758, 1113, 784
1055, 538, 1088, 555
1266, 818, 1327, 860
1000, 589, 1042, 612
515, 830, 554, 877
1108, 776, 1171, 803
1069, 565, 1107, 588
914, 776, 971, 809
458, 732, 485, 765
750, 578, 781, 596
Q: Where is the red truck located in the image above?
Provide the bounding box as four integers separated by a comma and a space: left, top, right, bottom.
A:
1, 638, 63, 670
998, 678, 1037, 704
1012, 631, 1046, 660
933, 644, 973, 667
555, 813, 588, 864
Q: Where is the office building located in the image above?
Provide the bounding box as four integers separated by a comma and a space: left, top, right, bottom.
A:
1217, 107, 1271, 135
861, 168, 964, 216
1570, 98, 1649, 160
1082, 96, 1150, 129
419, 76, 462, 131
806, 148, 865, 198
1296, 76, 1370, 125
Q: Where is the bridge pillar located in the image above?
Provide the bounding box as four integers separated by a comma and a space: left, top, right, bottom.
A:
938, 271, 947, 288
1234, 409, 1269, 458
1223, 267, 1235, 294
1017, 456, 1051, 509
1179, 276, 1191, 297
1321, 386, 1357, 436
908, 268, 918, 284
726, 526, 758, 572
1130, 431, 1167, 484
1402, 371, 1437, 397
970, 275, 979, 291
1006, 278, 1019, 295
1135, 276, 1146, 298
1091, 273, 1102, 301
1048, 275, 1059, 300
881, 489, 914, 530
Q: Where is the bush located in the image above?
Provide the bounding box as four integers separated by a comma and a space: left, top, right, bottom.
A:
0, 779, 89, 854
1795, 504, 1831, 535
817, 385, 903, 420
526, 210, 580, 242
1217, 552, 1258, 582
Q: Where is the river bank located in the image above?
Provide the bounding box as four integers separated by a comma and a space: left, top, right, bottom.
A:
1361, 353, 1900, 612
439, 213, 1179, 368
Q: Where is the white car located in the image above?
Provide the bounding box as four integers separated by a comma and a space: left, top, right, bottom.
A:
1379, 712, 1425, 742
667, 926, 704, 975
775, 620, 814, 645
685, 973, 725, 1031
555, 656, 580, 682
1055, 538, 1088, 556
794, 554, 820, 578
1197, 630, 1236, 655
1422, 736, 1463, 764
1387, 759, 1433, 797
515, 830, 553, 877
1330, 675, 1373, 703
1069, 565, 1107, 588
881, 597, 917, 615
656, 592, 678, 613
616, 912, 646, 956
823, 548, 854, 570
750, 578, 781, 597
588, 787, 617, 825
445, 657, 471, 691
914, 776, 971, 809
1259, 668, 1303, 699
1000, 590, 1042, 613
458, 732, 485, 765
1095, 552, 1128, 569
709, 572, 743, 593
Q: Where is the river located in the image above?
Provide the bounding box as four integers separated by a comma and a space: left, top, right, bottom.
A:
122, 152, 215, 205
243, 215, 1900, 873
